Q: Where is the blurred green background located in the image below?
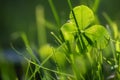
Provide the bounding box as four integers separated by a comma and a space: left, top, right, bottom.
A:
0, 0, 120, 79
0, 0, 120, 48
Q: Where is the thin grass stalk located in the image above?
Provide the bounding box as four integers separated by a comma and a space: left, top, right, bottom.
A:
52, 48, 62, 80
24, 57, 74, 78
106, 25, 117, 65
36, 5, 47, 47
25, 60, 31, 80
93, 0, 100, 13
48, 0, 60, 27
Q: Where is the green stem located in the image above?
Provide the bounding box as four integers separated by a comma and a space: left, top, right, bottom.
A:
48, 0, 60, 27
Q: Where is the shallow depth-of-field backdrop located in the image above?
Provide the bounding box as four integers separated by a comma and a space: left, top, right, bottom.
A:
0, 0, 120, 80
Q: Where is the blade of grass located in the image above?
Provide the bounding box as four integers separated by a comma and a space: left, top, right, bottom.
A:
25, 60, 31, 80
106, 25, 117, 65
45, 20, 57, 30
48, 0, 60, 27
11, 42, 54, 80
11, 43, 36, 80
103, 12, 118, 39
24, 57, 74, 78
36, 5, 47, 47
21, 33, 40, 64
28, 48, 54, 80
93, 0, 100, 13
51, 32, 63, 45
67, 0, 81, 34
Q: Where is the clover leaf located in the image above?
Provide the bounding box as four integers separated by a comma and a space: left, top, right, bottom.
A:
69, 5, 95, 30
85, 25, 109, 48
61, 5, 109, 52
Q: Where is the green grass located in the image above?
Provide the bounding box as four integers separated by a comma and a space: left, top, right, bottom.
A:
19, 0, 120, 79
1, 0, 120, 80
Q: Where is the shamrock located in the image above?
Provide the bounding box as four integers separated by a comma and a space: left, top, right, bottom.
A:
60, 5, 109, 53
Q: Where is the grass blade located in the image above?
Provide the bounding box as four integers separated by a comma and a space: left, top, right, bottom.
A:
48, 0, 60, 26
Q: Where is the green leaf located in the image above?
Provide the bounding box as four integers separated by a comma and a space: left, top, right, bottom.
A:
69, 5, 95, 30
61, 21, 77, 41
85, 25, 109, 48
83, 33, 93, 46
